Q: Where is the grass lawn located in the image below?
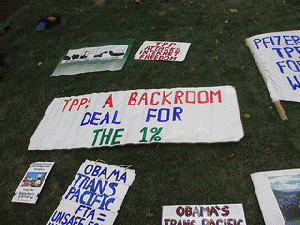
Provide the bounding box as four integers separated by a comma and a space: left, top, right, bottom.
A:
1, 0, 300, 224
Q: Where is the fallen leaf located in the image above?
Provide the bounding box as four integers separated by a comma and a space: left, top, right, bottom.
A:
244, 114, 250, 118
230, 9, 238, 13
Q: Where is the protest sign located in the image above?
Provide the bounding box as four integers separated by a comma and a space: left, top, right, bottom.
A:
251, 168, 300, 225
47, 199, 118, 225
51, 39, 134, 76
134, 41, 191, 62
246, 30, 300, 120
162, 204, 247, 225
12, 162, 55, 204
46, 160, 135, 225
28, 86, 244, 150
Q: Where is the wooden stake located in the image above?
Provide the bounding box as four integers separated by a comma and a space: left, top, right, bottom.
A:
273, 99, 288, 121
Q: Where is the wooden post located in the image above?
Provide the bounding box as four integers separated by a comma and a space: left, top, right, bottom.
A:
273, 99, 288, 121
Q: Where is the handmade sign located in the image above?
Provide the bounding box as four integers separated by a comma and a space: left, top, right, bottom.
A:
162, 204, 247, 225
134, 41, 191, 62
246, 30, 300, 120
251, 168, 300, 225
51, 39, 134, 76
12, 162, 55, 204
46, 160, 135, 225
28, 86, 243, 150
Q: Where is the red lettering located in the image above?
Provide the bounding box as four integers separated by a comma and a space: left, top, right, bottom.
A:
176, 206, 184, 217
162, 91, 172, 105
193, 206, 201, 217
209, 207, 219, 216
62, 99, 72, 112
198, 91, 209, 104
186, 91, 196, 104
145, 55, 151, 60
169, 56, 177, 61
210, 90, 222, 103
216, 219, 223, 225
102, 94, 114, 108
139, 55, 145, 59
221, 206, 229, 216
185, 206, 192, 217
77, 98, 89, 110
154, 54, 159, 60
128, 92, 138, 105
164, 219, 170, 225
138, 92, 148, 105
69, 99, 79, 111
171, 219, 177, 225
174, 91, 184, 104
159, 56, 165, 60
150, 92, 160, 105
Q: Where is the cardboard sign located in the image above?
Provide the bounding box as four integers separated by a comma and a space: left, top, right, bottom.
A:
162, 204, 247, 225
46, 160, 135, 225
246, 31, 300, 102
28, 86, 243, 150
135, 41, 191, 62
251, 168, 300, 225
51, 39, 134, 76
12, 162, 55, 204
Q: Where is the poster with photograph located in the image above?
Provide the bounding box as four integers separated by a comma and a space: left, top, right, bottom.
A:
162, 204, 247, 225
12, 162, 55, 204
51, 39, 134, 76
251, 168, 300, 225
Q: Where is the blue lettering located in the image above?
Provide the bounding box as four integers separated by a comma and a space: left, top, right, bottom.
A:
99, 112, 109, 125
90, 112, 102, 125
287, 60, 300, 72
111, 111, 121, 124
287, 76, 300, 90
108, 183, 118, 196
172, 107, 183, 121
146, 108, 157, 122
272, 48, 284, 58
80, 112, 92, 126
291, 35, 300, 45
284, 35, 294, 45
253, 38, 261, 49
158, 108, 170, 122
284, 47, 294, 58
276, 61, 286, 73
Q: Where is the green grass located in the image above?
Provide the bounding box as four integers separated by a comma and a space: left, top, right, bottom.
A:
1, 0, 300, 224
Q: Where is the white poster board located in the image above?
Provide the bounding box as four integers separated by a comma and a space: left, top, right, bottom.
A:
135, 41, 191, 62
51, 39, 134, 76
246, 30, 300, 102
29, 86, 244, 150
162, 204, 247, 225
12, 162, 55, 204
251, 168, 300, 225
46, 160, 135, 225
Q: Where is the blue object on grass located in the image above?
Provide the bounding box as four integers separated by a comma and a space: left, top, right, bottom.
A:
34, 22, 45, 32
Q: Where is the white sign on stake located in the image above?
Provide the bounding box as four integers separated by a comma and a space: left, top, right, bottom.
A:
29, 86, 244, 150
162, 204, 247, 225
135, 41, 191, 62
246, 30, 300, 120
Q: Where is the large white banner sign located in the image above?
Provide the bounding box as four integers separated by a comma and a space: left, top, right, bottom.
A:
29, 86, 243, 150
134, 41, 191, 62
162, 204, 247, 225
246, 30, 300, 102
